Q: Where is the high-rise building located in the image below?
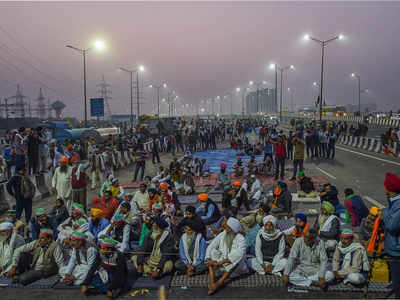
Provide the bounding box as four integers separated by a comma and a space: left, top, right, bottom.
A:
245, 88, 276, 114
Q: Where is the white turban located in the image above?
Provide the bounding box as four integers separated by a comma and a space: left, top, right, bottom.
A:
0, 222, 14, 231
226, 217, 242, 233
263, 215, 277, 226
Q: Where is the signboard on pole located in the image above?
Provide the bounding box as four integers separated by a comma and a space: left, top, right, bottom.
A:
90, 98, 104, 117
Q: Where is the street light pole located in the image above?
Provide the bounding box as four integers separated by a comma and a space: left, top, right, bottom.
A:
136, 71, 140, 121
67, 41, 105, 126
83, 50, 87, 126
304, 34, 343, 121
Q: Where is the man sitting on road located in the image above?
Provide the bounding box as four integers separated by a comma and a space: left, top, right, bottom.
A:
297, 171, 317, 198
59, 231, 98, 286
332, 229, 370, 286
270, 181, 292, 216
320, 183, 339, 208
133, 183, 149, 212
0, 222, 25, 277
359, 206, 382, 248
98, 214, 131, 253
91, 189, 119, 221
282, 229, 333, 289
6, 228, 65, 285
284, 213, 310, 247
175, 220, 208, 276
195, 193, 222, 226
31, 208, 57, 241
131, 217, 175, 279
206, 217, 248, 295
313, 201, 340, 251
249, 215, 287, 276
217, 163, 231, 191
223, 181, 249, 216
247, 174, 262, 205
88, 208, 110, 244
344, 188, 369, 227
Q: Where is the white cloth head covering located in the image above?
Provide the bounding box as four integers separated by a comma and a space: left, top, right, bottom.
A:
0, 222, 14, 230
263, 215, 277, 226
226, 217, 242, 233
250, 174, 256, 179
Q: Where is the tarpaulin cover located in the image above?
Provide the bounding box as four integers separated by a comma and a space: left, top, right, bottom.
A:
194, 149, 264, 173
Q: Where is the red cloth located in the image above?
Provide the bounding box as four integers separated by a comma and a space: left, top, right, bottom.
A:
275, 142, 286, 158
91, 196, 119, 220
384, 172, 400, 193
71, 167, 87, 189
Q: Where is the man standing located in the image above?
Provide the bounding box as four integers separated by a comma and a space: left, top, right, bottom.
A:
13, 127, 27, 169
151, 138, 161, 164
272, 136, 286, 180
52, 156, 72, 211
382, 172, 400, 298
290, 133, 305, 181
133, 144, 147, 182
26, 129, 40, 175
71, 160, 89, 212
344, 188, 369, 227
6, 164, 35, 224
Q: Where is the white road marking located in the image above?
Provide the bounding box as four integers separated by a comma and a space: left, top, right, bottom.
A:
363, 196, 385, 208
315, 166, 337, 180
336, 146, 400, 166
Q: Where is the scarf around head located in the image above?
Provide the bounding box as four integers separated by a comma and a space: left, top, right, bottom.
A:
260, 228, 282, 241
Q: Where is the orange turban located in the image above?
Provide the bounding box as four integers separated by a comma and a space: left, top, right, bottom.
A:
160, 183, 168, 190
198, 193, 208, 202
67, 144, 73, 150
60, 156, 69, 164
233, 181, 241, 187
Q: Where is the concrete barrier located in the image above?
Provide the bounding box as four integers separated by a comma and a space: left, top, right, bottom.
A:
374, 141, 382, 153
345, 136, 352, 145
352, 137, 359, 147
357, 137, 364, 148
368, 139, 376, 152
363, 138, 371, 150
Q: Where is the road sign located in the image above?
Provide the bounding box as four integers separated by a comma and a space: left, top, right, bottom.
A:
90, 98, 104, 117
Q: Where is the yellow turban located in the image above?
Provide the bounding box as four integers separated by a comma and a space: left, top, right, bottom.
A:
91, 208, 103, 218
369, 206, 379, 216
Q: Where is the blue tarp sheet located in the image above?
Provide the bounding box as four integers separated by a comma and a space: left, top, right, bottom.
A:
193, 149, 264, 173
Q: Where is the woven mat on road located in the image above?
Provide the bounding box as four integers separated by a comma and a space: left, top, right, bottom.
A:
121, 181, 144, 189
0, 274, 59, 289
276, 219, 295, 231
178, 195, 198, 204
292, 281, 391, 293
170, 272, 283, 288
194, 174, 218, 187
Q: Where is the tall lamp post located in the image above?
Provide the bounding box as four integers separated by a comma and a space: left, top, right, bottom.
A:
270, 63, 294, 121
149, 83, 167, 120
119, 65, 145, 127
304, 33, 344, 121
351, 73, 361, 116
66, 40, 105, 126
249, 80, 267, 114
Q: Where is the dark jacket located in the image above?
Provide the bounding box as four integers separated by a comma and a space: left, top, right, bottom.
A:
176, 215, 207, 238
300, 177, 315, 194
320, 186, 339, 207
382, 193, 400, 256
136, 231, 176, 271
31, 216, 57, 241
276, 190, 292, 213
6, 175, 23, 199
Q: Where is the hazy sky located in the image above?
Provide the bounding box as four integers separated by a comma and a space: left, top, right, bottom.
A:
0, 1, 399, 119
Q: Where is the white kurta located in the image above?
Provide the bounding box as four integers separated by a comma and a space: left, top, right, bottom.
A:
0, 232, 25, 276
59, 246, 98, 285
52, 166, 73, 199
205, 231, 248, 277
97, 223, 131, 253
